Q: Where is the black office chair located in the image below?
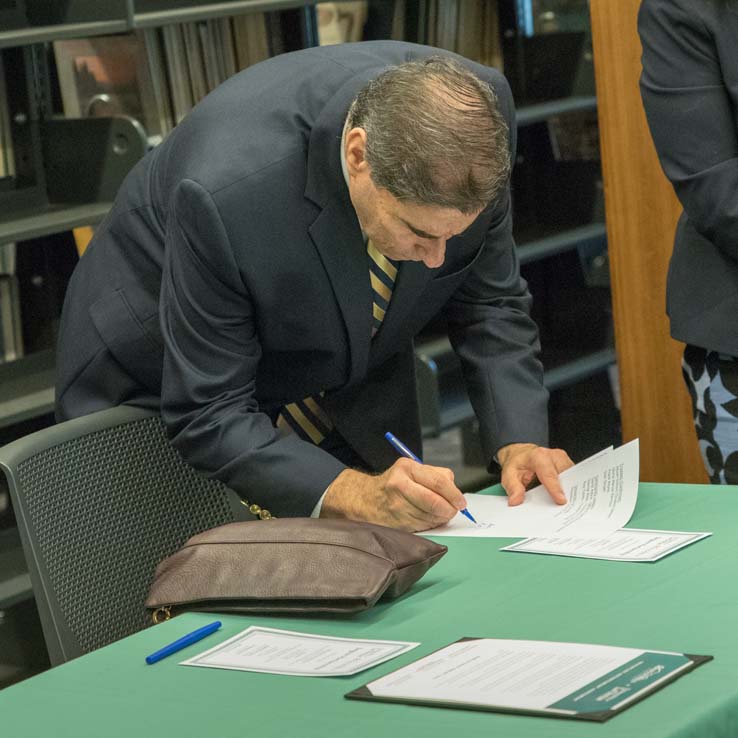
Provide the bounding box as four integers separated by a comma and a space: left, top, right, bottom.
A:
0, 406, 250, 665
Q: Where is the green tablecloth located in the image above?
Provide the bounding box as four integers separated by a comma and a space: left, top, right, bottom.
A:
3, 482, 737, 737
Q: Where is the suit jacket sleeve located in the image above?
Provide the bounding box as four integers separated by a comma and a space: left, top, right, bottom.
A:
159, 178, 346, 517
639, 0, 738, 263
444, 75, 549, 467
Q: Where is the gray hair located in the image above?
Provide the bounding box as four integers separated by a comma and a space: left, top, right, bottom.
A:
347, 56, 510, 214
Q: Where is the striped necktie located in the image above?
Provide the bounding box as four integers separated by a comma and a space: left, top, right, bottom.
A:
277, 240, 397, 444
368, 239, 398, 337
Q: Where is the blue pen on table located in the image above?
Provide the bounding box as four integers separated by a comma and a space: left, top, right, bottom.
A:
384, 431, 478, 524
145, 620, 222, 665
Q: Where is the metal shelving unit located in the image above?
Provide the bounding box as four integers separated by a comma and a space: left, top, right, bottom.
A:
0, 20, 128, 49
416, 336, 616, 438
132, 0, 316, 26
0, 0, 320, 46
0, 201, 112, 245
517, 95, 597, 128
0, 350, 55, 431
0, 0, 322, 431
517, 222, 606, 266
0, 527, 32, 609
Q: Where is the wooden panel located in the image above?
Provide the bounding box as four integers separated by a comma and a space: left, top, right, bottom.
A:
590, 0, 707, 483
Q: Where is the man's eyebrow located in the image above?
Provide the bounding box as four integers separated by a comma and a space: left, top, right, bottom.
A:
400, 218, 440, 240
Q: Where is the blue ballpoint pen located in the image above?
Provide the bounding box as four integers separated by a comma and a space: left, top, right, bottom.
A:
384, 431, 478, 524
145, 620, 222, 665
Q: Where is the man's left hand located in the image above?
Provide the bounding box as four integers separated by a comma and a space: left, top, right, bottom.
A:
497, 443, 573, 506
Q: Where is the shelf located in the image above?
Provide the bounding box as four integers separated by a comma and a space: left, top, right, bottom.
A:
517, 95, 597, 128
0, 0, 316, 47
132, 0, 315, 27
0, 527, 32, 609
543, 347, 617, 392
0, 351, 55, 431
0, 201, 111, 246
0, 20, 128, 49
517, 222, 607, 266
416, 339, 617, 436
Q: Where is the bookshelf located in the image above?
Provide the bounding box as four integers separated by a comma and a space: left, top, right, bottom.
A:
0, 0, 321, 429
0, 6, 615, 435
0, 0, 610, 435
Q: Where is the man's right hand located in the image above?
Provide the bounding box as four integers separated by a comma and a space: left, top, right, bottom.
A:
320, 458, 467, 532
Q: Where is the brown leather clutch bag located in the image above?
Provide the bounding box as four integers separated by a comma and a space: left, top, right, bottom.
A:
145, 518, 448, 623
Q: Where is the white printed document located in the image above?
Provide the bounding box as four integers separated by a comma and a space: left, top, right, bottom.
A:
501, 528, 712, 562
181, 626, 419, 676
427, 439, 639, 538
347, 638, 710, 722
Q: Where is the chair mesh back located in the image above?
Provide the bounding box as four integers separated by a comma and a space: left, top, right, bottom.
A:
16, 415, 240, 654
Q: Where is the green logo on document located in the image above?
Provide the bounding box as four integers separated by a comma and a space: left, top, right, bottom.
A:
548, 652, 690, 714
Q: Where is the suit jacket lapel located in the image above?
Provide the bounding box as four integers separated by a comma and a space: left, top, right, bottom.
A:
309, 200, 372, 385
304, 68, 383, 387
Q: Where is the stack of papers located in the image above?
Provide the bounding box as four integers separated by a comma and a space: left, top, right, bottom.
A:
427, 439, 711, 562
429, 440, 640, 539
347, 638, 712, 722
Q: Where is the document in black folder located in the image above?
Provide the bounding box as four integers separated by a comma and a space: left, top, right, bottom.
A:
346, 637, 711, 722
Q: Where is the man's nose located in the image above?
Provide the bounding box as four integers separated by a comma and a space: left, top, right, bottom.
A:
421, 239, 446, 268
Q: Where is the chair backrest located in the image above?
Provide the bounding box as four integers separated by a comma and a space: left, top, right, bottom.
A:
0, 406, 249, 665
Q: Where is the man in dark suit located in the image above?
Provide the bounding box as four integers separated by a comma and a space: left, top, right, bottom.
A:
56, 41, 572, 530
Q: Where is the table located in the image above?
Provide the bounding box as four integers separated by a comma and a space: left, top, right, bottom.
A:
3, 482, 738, 737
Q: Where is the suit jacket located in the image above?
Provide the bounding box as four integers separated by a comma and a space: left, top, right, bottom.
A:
639, 0, 738, 355
56, 41, 549, 516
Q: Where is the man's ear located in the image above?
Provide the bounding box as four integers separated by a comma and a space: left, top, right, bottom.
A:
345, 127, 369, 175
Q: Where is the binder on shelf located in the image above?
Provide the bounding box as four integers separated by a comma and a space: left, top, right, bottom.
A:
232, 13, 271, 70
219, 17, 239, 80
161, 24, 194, 124
182, 23, 209, 104
199, 20, 221, 91
139, 28, 175, 138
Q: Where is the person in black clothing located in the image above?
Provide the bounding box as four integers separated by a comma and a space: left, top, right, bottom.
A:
639, 0, 738, 483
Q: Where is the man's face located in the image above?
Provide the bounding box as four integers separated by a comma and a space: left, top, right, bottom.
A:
345, 128, 481, 268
